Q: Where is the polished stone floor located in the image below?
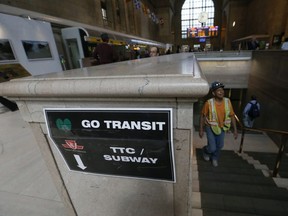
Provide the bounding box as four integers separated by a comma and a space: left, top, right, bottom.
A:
0, 105, 68, 216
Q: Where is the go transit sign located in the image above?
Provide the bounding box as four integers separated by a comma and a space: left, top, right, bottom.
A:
44, 108, 175, 182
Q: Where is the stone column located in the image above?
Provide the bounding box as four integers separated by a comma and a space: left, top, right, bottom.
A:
0, 53, 208, 216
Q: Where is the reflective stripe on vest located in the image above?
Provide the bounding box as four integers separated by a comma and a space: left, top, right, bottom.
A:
207, 98, 231, 135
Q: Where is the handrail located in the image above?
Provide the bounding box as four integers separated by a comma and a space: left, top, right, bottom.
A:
234, 114, 288, 177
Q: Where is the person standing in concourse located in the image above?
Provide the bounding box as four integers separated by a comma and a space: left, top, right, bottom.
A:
149, 46, 160, 57
93, 33, 115, 65
199, 81, 238, 167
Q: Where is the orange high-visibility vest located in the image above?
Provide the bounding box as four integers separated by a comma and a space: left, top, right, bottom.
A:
207, 98, 231, 135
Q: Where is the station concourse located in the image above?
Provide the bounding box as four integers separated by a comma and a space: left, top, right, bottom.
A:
0, 0, 288, 216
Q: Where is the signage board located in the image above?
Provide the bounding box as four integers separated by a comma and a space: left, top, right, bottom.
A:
44, 108, 175, 182
187, 26, 218, 38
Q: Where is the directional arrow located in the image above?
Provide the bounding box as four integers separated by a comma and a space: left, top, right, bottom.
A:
74, 154, 87, 170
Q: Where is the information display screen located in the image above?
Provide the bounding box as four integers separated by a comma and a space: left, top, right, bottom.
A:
0, 39, 16, 61
187, 26, 218, 38
22, 40, 52, 60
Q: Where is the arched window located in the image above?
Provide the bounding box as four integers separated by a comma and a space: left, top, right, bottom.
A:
181, 0, 215, 39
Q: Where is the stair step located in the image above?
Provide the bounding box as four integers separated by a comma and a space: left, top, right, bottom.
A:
193, 208, 266, 216
273, 178, 288, 189
246, 152, 288, 160
195, 148, 272, 176
194, 172, 276, 186
195, 149, 261, 168
195, 164, 265, 176
197, 159, 255, 169
193, 148, 288, 215
195, 180, 288, 200
195, 148, 241, 158
245, 151, 288, 177
193, 192, 288, 216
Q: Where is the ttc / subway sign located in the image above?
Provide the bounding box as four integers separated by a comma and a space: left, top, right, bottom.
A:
44, 108, 175, 182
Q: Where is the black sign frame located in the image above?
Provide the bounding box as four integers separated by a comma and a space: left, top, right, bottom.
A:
44, 108, 175, 182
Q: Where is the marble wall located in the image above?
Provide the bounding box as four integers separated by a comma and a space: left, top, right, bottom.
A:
248, 50, 288, 139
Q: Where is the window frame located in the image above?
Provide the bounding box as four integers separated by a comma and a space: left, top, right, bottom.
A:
181, 0, 215, 39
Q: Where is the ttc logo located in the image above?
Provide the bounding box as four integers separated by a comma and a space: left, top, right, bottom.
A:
62, 140, 84, 150
55, 118, 84, 150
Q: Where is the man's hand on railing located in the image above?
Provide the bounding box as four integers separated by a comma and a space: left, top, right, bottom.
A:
227, 129, 238, 139
231, 115, 238, 140
233, 130, 238, 140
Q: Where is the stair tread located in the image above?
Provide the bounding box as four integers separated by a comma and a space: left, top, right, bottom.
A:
197, 180, 288, 200
195, 172, 276, 186
199, 208, 271, 216
245, 151, 288, 177
196, 165, 265, 176
193, 148, 288, 215
194, 192, 288, 216
195, 148, 270, 175
197, 159, 256, 169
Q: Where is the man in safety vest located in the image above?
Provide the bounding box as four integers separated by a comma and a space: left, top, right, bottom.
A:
199, 81, 238, 167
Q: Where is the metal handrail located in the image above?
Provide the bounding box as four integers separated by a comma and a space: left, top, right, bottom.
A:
234, 114, 288, 177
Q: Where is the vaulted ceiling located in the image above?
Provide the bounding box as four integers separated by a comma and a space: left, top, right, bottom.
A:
148, 0, 221, 13
148, 0, 252, 12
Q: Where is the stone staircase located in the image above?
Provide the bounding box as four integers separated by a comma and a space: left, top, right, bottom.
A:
192, 148, 288, 216
245, 151, 288, 178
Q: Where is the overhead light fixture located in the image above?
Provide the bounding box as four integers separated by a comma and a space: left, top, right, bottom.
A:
232, 21, 236, 27
131, 39, 159, 46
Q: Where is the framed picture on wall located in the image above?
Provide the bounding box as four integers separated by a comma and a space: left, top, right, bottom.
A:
0, 39, 17, 62
22, 40, 53, 60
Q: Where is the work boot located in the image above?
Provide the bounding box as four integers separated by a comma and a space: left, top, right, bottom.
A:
212, 160, 218, 167
203, 151, 210, 161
